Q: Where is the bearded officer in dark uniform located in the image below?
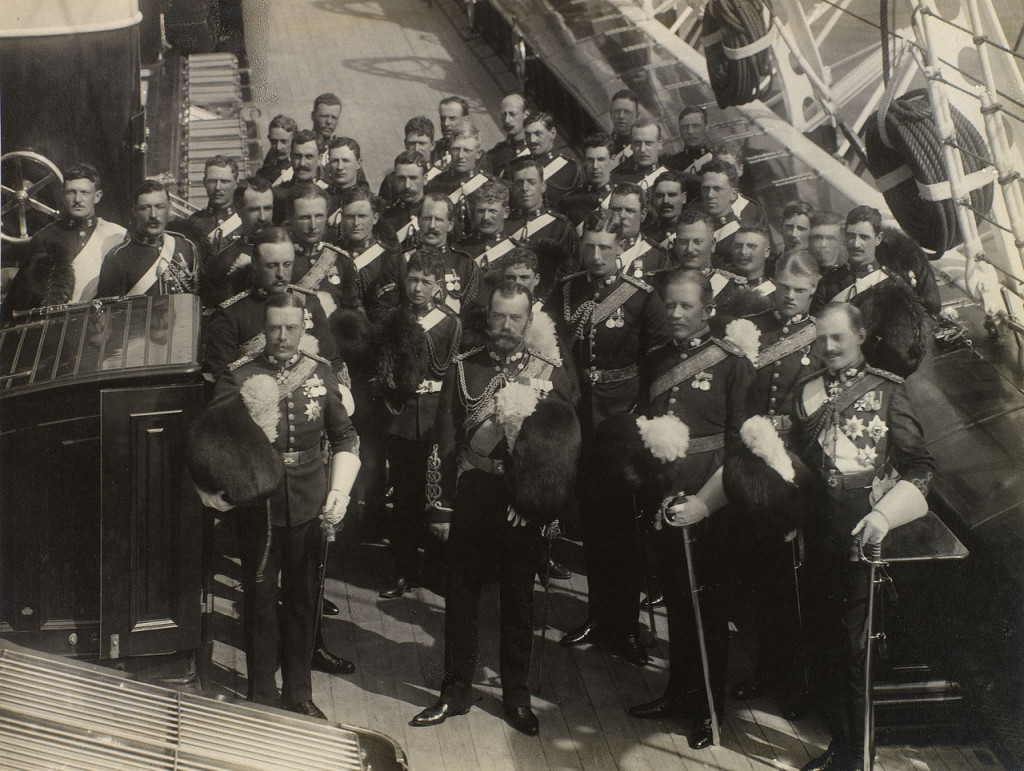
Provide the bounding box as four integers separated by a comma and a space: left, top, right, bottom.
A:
210, 292, 361, 719
411, 283, 579, 736
627, 269, 756, 751
548, 209, 671, 667
793, 302, 933, 771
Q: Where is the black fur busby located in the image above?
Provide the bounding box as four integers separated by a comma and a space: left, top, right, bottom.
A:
185, 396, 284, 507
331, 306, 376, 373
375, 306, 429, 395
876, 227, 941, 315
859, 281, 929, 378
506, 394, 581, 525
459, 299, 490, 351
715, 285, 773, 323
4, 241, 77, 314
723, 435, 818, 534
593, 412, 658, 490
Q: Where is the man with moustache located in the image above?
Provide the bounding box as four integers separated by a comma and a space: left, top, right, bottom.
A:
378, 116, 435, 205
811, 206, 897, 315
652, 209, 736, 301
287, 184, 360, 319
375, 193, 479, 316
609, 89, 641, 163
507, 158, 579, 296
273, 130, 327, 224
792, 302, 933, 771
411, 283, 578, 736
97, 180, 198, 299
728, 250, 821, 716
336, 187, 395, 306
456, 182, 516, 271
3, 163, 125, 317
558, 134, 618, 228
628, 269, 755, 751
642, 171, 688, 248
551, 210, 671, 667
522, 111, 583, 209
426, 125, 497, 240
257, 114, 298, 187
714, 225, 776, 310
664, 106, 713, 174
211, 291, 361, 718
381, 151, 429, 247
486, 92, 531, 180
188, 156, 241, 248
204, 176, 275, 307
376, 248, 461, 599
608, 183, 671, 281
611, 120, 669, 190
310, 92, 343, 158
203, 227, 344, 384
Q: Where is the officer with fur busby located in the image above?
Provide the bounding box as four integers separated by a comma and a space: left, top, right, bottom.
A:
410, 282, 579, 737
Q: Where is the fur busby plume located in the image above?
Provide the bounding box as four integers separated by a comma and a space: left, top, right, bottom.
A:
859, 281, 928, 378
506, 394, 581, 525
330, 307, 375, 373
185, 395, 284, 508
715, 286, 773, 322
723, 416, 817, 533
525, 309, 562, 364
375, 306, 428, 395
724, 318, 761, 363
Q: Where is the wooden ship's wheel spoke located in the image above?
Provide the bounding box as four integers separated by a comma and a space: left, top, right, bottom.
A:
0, 151, 63, 244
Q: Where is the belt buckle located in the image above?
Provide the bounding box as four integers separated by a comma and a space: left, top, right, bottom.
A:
282, 455, 297, 468
589, 370, 601, 384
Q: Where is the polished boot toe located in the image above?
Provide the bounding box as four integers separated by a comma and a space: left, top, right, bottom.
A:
559, 620, 601, 647
280, 699, 327, 720
690, 717, 715, 749
312, 647, 355, 675
321, 598, 340, 616
379, 576, 414, 599
799, 743, 861, 771
731, 671, 770, 700
618, 633, 649, 667
639, 592, 664, 609
545, 560, 572, 581
410, 700, 469, 727
628, 693, 698, 720
503, 705, 539, 736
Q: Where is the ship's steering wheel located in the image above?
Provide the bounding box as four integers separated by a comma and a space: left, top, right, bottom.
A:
1, 151, 64, 244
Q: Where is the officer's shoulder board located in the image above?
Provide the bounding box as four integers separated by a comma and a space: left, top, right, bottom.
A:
227, 351, 259, 371
561, 269, 589, 283
865, 365, 904, 384
219, 289, 251, 309
621, 273, 655, 293
527, 347, 562, 368
287, 283, 316, 296
453, 345, 485, 363
711, 337, 747, 357
716, 268, 743, 283
321, 242, 346, 258
302, 350, 332, 366
165, 229, 198, 252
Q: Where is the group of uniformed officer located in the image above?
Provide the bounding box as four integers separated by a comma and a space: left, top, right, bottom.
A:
3, 87, 941, 769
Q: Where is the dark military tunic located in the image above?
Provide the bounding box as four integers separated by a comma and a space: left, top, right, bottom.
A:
335, 236, 397, 306
505, 207, 580, 298
663, 145, 713, 175
485, 136, 529, 180
557, 183, 613, 227
642, 215, 682, 250
374, 244, 480, 318
96, 230, 199, 299
212, 350, 359, 706
291, 240, 361, 317
610, 159, 669, 190
203, 233, 256, 308
256, 151, 293, 187
186, 204, 240, 248
645, 331, 756, 713
617, 235, 671, 283
531, 150, 584, 209
810, 261, 898, 316
380, 198, 423, 248
747, 309, 818, 433
455, 228, 517, 273
428, 343, 578, 710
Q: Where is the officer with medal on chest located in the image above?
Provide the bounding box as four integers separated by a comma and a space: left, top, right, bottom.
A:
286, 183, 361, 319
792, 303, 934, 771
411, 282, 579, 736
627, 269, 756, 751
3, 163, 126, 319
209, 292, 361, 719
375, 248, 462, 599
726, 251, 822, 718
609, 89, 640, 165
549, 209, 671, 667
609, 183, 671, 282
97, 180, 199, 300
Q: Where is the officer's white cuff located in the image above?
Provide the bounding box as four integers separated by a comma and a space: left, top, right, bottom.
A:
873, 479, 928, 529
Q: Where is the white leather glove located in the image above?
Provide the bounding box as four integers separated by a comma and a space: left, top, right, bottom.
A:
663, 496, 710, 528
507, 506, 528, 527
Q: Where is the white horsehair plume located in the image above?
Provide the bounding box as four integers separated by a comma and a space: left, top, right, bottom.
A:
725, 318, 761, 363
524, 308, 562, 366
495, 381, 541, 449
740, 415, 795, 483
240, 374, 280, 444
298, 334, 320, 356
637, 414, 690, 463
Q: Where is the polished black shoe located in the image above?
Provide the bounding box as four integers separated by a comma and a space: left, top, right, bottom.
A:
559, 620, 602, 647
690, 717, 715, 749
410, 700, 469, 727
545, 559, 572, 581
617, 633, 649, 667
800, 742, 861, 771
640, 592, 664, 609
503, 705, 539, 736
280, 699, 327, 720
731, 670, 770, 700
321, 598, 340, 616
628, 693, 699, 720
379, 576, 414, 599
312, 647, 355, 675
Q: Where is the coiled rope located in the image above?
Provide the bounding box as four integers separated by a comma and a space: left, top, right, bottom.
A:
701, 0, 775, 108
